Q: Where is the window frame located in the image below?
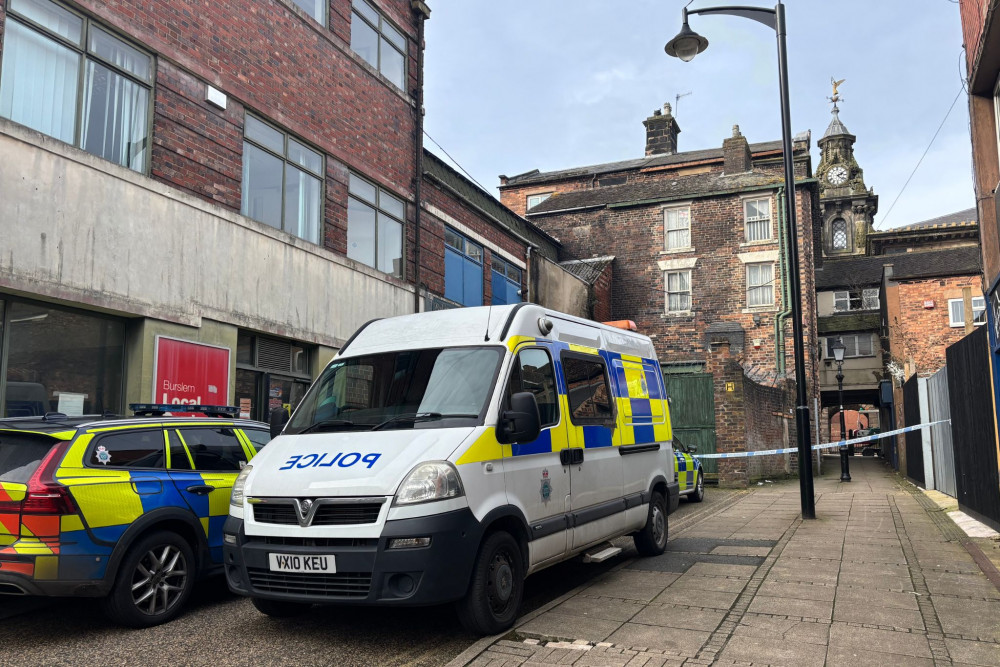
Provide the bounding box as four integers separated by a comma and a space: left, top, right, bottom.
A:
490, 255, 523, 305
526, 192, 552, 210
664, 205, 692, 251
746, 262, 775, 308
347, 172, 406, 278
241, 112, 325, 245
1, 0, 155, 174
831, 218, 850, 251
85, 428, 167, 471
948, 297, 987, 327
289, 0, 326, 25
171, 425, 253, 472
559, 351, 616, 427
443, 226, 483, 306
824, 334, 875, 359
350, 0, 407, 91
664, 269, 692, 313
743, 196, 772, 242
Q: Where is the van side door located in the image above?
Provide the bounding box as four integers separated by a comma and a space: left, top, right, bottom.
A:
560, 350, 625, 550
502, 345, 569, 566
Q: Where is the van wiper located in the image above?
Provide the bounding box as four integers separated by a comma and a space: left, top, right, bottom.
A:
370, 412, 481, 432
298, 419, 358, 434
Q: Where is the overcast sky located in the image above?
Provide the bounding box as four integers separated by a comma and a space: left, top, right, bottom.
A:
423, 0, 972, 230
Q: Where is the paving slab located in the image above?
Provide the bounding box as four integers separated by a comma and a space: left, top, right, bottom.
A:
604, 623, 710, 656
922, 571, 1000, 599
757, 580, 837, 602
716, 634, 827, 667
684, 562, 757, 579
630, 604, 725, 632
580, 570, 678, 602
832, 600, 925, 630
932, 596, 1000, 641
552, 595, 645, 622
651, 586, 739, 610
835, 586, 920, 610
944, 636, 1000, 666
824, 644, 934, 667
669, 573, 749, 594
731, 613, 830, 645
828, 623, 933, 658
518, 612, 623, 643
746, 595, 834, 620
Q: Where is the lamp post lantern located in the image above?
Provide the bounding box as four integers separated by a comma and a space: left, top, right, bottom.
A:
831, 337, 851, 482
665, 1, 816, 519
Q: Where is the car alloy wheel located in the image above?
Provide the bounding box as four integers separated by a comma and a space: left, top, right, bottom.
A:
131, 544, 189, 617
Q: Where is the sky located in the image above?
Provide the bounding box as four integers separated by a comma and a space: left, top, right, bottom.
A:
423, 0, 973, 230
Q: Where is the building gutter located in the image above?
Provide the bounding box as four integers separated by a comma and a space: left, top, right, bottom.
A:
774, 185, 793, 375
411, 2, 429, 313
604, 178, 818, 211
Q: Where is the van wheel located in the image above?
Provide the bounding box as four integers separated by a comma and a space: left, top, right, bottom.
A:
102, 531, 195, 628
456, 531, 524, 635
252, 597, 311, 618
690, 472, 705, 503
633, 491, 668, 556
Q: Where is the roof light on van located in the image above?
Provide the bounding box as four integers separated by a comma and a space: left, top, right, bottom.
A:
602, 320, 638, 332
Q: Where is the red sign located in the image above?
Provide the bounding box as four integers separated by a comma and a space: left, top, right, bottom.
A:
153, 337, 230, 412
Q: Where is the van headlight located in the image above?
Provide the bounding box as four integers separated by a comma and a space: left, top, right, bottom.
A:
394, 462, 464, 505
230, 465, 253, 507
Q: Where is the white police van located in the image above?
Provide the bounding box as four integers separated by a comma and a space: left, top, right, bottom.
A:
224, 304, 679, 634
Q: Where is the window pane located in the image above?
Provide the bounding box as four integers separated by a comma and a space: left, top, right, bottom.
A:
349, 173, 377, 203
236, 332, 253, 365
283, 165, 322, 244
352, 0, 379, 25
858, 335, 873, 357
382, 21, 405, 51
347, 196, 376, 267
444, 227, 463, 251
167, 430, 192, 470
244, 115, 284, 154
466, 240, 483, 263
242, 142, 284, 229
81, 60, 150, 171
665, 208, 689, 230
177, 427, 247, 471
563, 357, 612, 423
10, 0, 82, 43
463, 256, 483, 306
351, 15, 379, 68
291, 0, 325, 22
832, 219, 848, 249
0, 20, 80, 144
517, 349, 558, 426
91, 431, 164, 468
507, 264, 521, 282
380, 38, 405, 89
287, 138, 323, 175
949, 300, 963, 325
4, 302, 124, 418
491, 270, 507, 306
88, 27, 151, 81
445, 247, 464, 303
379, 191, 405, 219
377, 214, 402, 277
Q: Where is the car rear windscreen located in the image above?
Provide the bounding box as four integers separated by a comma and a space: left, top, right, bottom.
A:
0, 432, 59, 484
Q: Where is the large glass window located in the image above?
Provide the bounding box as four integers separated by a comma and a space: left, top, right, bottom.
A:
241, 114, 323, 244
665, 270, 691, 312
350, 0, 406, 90
286, 347, 502, 433
744, 198, 772, 242
347, 173, 404, 277
526, 193, 551, 210
491, 256, 522, 306
948, 297, 987, 327
831, 218, 849, 250
664, 207, 691, 250
3, 300, 124, 417
444, 227, 483, 306
825, 334, 874, 359
562, 355, 613, 425
0, 0, 153, 172
746, 262, 775, 307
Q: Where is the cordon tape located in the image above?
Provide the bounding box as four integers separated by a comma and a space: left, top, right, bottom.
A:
691, 419, 951, 460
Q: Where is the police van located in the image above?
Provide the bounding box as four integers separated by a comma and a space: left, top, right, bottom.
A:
224, 304, 679, 634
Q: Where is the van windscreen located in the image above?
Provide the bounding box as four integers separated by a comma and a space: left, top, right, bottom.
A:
286, 346, 503, 434
0, 432, 59, 484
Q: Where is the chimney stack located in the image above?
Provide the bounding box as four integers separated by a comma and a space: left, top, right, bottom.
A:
722, 124, 753, 175
643, 103, 681, 156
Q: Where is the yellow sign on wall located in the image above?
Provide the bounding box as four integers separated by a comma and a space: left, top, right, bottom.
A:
725, 382, 735, 392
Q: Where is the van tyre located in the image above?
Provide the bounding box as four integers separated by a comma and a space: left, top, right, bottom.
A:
102, 530, 195, 628
456, 531, 524, 635
690, 472, 705, 503
634, 490, 668, 556
252, 597, 311, 618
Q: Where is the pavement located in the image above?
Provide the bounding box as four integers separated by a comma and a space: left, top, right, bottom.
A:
450, 456, 1000, 667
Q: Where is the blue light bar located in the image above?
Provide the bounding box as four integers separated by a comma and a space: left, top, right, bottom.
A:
129, 404, 240, 417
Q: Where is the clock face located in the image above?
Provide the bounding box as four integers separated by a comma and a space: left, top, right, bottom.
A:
827, 166, 849, 186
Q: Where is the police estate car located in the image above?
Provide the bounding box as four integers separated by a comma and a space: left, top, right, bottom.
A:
0, 405, 270, 627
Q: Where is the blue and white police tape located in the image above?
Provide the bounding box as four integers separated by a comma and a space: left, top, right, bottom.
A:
691, 419, 951, 460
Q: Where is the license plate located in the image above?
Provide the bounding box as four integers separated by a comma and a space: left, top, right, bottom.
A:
268, 553, 336, 573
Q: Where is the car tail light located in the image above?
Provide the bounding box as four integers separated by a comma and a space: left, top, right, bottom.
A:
21, 441, 76, 515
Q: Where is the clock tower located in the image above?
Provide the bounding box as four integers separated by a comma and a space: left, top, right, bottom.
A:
816, 90, 878, 258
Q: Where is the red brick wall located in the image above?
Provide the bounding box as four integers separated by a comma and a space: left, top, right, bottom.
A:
887, 275, 984, 377
591, 263, 614, 322
960, 0, 991, 75
744, 376, 794, 481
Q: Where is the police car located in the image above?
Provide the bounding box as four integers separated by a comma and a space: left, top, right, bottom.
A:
0, 405, 270, 627
225, 305, 681, 635
674, 440, 705, 502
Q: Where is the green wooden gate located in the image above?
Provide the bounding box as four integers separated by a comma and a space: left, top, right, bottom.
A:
662, 371, 718, 476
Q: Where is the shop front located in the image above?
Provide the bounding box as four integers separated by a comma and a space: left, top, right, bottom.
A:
234, 331, 314, 422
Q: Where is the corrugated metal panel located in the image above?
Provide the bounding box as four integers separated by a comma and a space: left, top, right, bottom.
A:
927, 367, 956, 497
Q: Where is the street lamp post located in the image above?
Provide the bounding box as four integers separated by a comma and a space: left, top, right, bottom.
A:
831, 337, 851, 482
665, 1, 816, 519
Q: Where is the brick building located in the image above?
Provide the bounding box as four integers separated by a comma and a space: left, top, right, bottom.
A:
0, 0, 587, 420
498, 104, 822, 486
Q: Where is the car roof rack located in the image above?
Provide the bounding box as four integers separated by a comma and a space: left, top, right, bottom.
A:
128, 404, 240, 418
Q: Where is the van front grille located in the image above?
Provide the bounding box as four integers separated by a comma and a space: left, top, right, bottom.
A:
247, 568, 371, 598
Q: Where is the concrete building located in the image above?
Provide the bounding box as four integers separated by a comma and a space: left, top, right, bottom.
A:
0, 0, 585, 420
498, 104, 822, 487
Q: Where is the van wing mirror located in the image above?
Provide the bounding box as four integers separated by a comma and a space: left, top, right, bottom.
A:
269, 407, 289, 439
497, 392, 541, 444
